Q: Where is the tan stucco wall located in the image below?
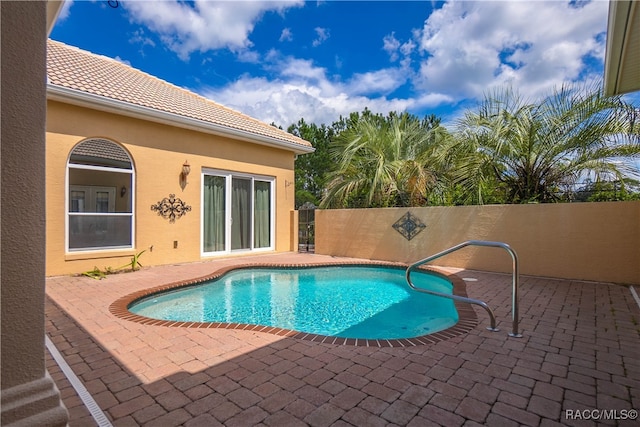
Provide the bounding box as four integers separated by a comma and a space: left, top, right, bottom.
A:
1, 2, 68, 426
316, 202, 640, 285
46, 101, 298, 276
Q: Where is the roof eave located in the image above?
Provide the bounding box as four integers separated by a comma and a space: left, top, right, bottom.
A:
604, 0, 639, 96
47, 1, 65, 36
46, 83, 315, 155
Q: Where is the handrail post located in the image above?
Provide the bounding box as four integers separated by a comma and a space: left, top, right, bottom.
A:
406, 240, 522, 337
406, 266, 500, 332
509, 248, 522, 337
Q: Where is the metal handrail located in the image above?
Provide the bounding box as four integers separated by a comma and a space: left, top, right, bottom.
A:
406, 240, 522, 337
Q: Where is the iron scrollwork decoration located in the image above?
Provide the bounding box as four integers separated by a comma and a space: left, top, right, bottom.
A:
392, 212, 426, 241
151, 194, 192, 223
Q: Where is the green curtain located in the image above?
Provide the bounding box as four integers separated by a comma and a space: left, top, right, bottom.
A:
254, 181, 271, 248
232, 178, 251, 250
203, 175, 225, 252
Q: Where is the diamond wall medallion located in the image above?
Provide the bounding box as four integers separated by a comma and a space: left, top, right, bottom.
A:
151, 194, 192, 223
392, 212, 426, 241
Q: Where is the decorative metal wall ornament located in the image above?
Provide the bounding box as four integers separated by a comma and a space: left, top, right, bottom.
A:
151, 194, 192, 223
392, 212, 426, 241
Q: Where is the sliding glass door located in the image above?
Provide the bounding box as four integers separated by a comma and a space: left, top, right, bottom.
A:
231, 178, 251, 250
202, 170, 274, 255
254, 181, 271, 249
203, 175, 226, 252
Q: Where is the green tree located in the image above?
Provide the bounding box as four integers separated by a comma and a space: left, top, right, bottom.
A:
444, 83, 640, 204
575, 178, 640, 202
288, 119, 334, 207
321, 111, 449, 208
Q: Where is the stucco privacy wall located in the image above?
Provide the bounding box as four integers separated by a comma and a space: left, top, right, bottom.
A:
315, 202, 640, 285
46, 101, 297, 276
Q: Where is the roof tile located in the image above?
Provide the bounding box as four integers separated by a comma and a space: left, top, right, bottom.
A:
46, 39, 311, 150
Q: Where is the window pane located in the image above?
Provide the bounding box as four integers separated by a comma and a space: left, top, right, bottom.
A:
203, 175, 226, 252
69, 215, 132, 250
232, 178, 251, 250
70, 170, 128, 213
254, 181, 271, 248
118, 179, 133, 214
95, 191, 110, 213
70, 191, 86, 212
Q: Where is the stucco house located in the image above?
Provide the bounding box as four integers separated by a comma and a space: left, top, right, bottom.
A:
45, 40, 314, 276
1, 2, 637, 426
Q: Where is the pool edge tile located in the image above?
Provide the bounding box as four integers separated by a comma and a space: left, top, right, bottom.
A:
107, 261, 479, 346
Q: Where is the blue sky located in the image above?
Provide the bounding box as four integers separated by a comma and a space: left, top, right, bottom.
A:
51, 0, 629, 129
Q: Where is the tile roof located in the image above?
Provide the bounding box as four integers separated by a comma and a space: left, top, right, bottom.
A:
71, 138, 131, 163
46, 39, 312, 151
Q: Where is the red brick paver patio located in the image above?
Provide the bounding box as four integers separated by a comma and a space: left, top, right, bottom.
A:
45, 253, 640, 426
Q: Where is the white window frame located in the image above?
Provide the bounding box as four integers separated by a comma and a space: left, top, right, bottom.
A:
201, 168, 275, 256
66, 162, 135, 253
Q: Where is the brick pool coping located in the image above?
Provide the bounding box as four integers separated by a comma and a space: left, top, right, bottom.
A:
109, 261, 478, 348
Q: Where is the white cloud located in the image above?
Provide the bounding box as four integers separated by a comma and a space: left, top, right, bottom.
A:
202, 77, 415, 127
384, 32, 417, 65
312, 27, 329, 47
123, 0, 303, 60
139, 0, 610, 129
129, 28, 156, 48
400, 39, 416, 58
199, 55, 450, 127
278, 58, 327, 81
237, 50, 261, 64
345, 68, 408, 96
414, 0, 608, 101
383, 33, 401, 62
114, 56, 131, 66
279, 28, 293, 42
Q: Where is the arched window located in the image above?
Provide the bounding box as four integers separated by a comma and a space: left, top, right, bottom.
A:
67, 138, 134, 251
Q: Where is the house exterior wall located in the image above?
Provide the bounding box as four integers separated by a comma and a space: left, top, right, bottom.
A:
315, 202, 640, 285
46, 101, 298, 276
1, 2, 68, 426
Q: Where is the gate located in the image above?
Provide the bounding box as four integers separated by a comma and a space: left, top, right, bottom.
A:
298, 202, 315, 253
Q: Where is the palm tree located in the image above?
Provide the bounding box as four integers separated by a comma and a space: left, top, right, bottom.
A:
320, 112, 448, 208
444, 83, 640, 204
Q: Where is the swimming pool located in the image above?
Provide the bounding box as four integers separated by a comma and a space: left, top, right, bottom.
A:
128, 265, 459, 340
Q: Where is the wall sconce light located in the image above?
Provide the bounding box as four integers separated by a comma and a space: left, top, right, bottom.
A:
180, 160, 191, 190
120, 186, 127, 197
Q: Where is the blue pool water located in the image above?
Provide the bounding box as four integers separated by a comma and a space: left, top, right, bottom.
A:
129, 266, 458, 339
